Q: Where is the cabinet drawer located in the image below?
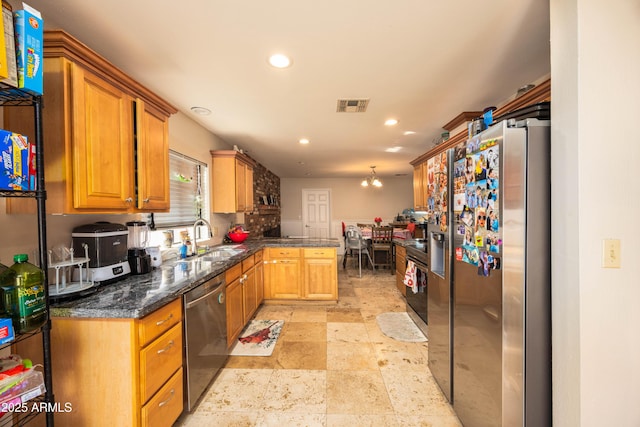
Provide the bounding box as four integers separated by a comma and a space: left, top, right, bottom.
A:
303, 248, 335, 258
141, 367, 183, 427
140, 323, 183, 403
225, 262, 242, 283
242, 254, 255, 271
266, 247, 301, 258
138, 298, 182, 347
254, 250, 263, 263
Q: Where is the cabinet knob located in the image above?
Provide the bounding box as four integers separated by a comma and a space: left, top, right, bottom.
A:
125, 197, 133, 203
143, 198, 150, 203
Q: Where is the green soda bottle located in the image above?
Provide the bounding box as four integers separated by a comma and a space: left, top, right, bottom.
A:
0, 262, 16, 318
1, 254, 47, 333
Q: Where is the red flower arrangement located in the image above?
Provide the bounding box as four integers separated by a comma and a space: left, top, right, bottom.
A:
374, 217, 382, 225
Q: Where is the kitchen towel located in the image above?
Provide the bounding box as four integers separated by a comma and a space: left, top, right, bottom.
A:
404, 260, 418, 293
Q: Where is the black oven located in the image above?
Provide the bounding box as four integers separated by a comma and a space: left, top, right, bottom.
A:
405, 243, 428, 336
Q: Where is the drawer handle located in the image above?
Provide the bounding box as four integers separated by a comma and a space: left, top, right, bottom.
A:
156, 313, 173, 326
157, 340, 175, 354
158, 389, 175, 407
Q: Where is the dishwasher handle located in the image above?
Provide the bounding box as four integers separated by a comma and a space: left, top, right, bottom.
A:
185, 282, 225, 308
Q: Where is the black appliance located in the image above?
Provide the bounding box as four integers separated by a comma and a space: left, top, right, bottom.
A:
71, 222, 131, 283
127, 248, 151, 275
405, 242, 428, 337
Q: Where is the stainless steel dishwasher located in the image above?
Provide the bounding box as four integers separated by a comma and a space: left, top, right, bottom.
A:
183, 273, 228, 411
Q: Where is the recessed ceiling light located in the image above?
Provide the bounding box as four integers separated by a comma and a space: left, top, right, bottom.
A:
299, 138, 309, 145
385, 146, 402, 153
268, 53, 292, 68
403, 131, 416, 135
191, 106, 211, 115
385, 119, 398, 126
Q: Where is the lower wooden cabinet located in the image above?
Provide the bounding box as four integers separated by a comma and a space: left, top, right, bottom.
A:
395, 245, 407, 296
264, 247, 338, 301
225, 252, 265, 347
50, 298, 183, 426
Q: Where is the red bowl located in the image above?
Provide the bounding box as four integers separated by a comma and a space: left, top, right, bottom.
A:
228, 231, 249, 243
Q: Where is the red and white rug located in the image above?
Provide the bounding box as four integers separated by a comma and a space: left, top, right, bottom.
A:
229, 319, 284, 357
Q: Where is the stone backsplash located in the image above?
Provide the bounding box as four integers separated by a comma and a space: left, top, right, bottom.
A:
244, 159, 281, 237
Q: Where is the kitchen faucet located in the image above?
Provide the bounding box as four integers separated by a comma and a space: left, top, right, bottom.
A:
192, 218, 213, 256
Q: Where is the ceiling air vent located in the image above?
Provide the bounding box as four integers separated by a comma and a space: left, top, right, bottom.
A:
336, 98, 369, 113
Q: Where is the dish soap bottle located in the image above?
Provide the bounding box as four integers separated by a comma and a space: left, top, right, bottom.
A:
0, 254, 47, 333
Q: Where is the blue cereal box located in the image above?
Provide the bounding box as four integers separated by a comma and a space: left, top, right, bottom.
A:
14, 3, 42, 95
0, 318, 15, 345
0, 129, 29, 191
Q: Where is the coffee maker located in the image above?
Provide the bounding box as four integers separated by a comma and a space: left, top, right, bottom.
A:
126, 221, 152, 274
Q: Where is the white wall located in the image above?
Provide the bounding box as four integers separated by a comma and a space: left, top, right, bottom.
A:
280, 176, 413, 238
551, 1, 640, 425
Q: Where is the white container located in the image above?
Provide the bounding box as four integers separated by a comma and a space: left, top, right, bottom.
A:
147, 246, 162, 268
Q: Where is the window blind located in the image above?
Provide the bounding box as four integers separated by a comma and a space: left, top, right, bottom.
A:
151, 150, 208, 228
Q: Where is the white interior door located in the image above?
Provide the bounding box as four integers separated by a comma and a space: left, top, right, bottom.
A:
302, 189, 331, 239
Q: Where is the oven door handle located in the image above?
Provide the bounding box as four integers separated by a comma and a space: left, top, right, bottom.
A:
407, 258, 428, 272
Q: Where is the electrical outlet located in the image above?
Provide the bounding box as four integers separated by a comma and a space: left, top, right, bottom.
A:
212, 226, 218, 237
602, 239, 621, 268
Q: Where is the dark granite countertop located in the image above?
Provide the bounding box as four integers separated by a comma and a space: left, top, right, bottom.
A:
50, 238, 340, 320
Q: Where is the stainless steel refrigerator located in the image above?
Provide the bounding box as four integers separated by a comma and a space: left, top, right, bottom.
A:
425, 149, 454, 403
450, 118, 551, 426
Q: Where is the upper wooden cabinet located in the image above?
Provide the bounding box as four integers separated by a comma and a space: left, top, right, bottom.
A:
211, 150, 256, 213
413, 162, 427, 210
4, 30, 177, 214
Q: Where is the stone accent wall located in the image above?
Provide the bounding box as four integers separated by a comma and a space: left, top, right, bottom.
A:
244, 160, 281, 236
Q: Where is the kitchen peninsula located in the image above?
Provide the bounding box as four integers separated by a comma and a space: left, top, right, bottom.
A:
48, 238, 339, 427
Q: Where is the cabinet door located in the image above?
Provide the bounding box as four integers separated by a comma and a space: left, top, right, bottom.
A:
303, 248, 337, 300
413, 163, 425, 209
255, 251, 264, 306
242, 267, 257, 324
71, 63, 135, 209
235, 160, 246, 212
265, 258, 301, 299
136, 99, 170, 211
226, 277, 244, 348
245, 164, 254, 211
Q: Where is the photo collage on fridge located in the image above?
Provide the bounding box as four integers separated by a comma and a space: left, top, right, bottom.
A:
453, 136, 502, 277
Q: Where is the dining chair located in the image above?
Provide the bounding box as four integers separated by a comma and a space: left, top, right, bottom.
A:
343, 225, 374, 277
371, 226, 394, 274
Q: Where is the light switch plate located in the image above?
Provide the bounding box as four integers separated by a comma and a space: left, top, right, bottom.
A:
602, 239, 621, 268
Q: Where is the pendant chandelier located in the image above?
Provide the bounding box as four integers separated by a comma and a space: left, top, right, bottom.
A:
361, 166, 382, 188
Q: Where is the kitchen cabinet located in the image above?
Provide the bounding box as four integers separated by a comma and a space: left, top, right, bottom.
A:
264, 247, 338, 301
50, 298, 184, 426
4, 30, 176, 214
264, 247, 302, 299
211, 150, 256, 213
303, 248, 338, 300
225, 253, 264, 347
395, 244, 407, 297
413, 162, 427, 209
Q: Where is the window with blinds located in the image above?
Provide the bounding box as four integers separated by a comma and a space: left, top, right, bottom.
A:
151, 150, 208, 228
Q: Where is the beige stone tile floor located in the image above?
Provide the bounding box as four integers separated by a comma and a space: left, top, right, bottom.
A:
175, 265, 462, 427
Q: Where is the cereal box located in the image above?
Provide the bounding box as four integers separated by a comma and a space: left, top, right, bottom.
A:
13, 3, 42, 95
0, 3, 17, 87
0, 129, 29, 191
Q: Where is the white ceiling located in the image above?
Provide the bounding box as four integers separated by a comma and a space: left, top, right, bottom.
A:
17, 0, 550, 179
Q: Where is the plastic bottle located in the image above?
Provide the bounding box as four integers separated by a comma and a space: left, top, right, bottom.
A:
0, 254, 47, 333
0, 262, 15, 318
